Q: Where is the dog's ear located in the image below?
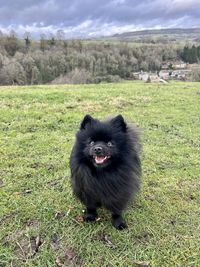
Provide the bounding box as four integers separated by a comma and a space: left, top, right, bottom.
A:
111, 115, 127, 132
80, 114, 94, 130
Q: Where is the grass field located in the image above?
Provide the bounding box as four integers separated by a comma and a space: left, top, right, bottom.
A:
0, 81, 200, 267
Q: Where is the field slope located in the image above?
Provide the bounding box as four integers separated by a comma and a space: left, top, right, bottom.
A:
0, 82, 200, 267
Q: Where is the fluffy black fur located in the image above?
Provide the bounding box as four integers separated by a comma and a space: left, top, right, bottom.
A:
70, 114, 141, 230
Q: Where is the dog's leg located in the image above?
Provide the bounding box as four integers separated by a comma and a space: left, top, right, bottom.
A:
111, 213, 127, 230
84, 194, 98, 222
84, 208, 97, 222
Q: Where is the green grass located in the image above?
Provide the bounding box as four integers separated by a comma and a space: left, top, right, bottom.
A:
0, 81, 200, 267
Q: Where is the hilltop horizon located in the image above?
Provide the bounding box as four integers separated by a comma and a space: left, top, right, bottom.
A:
1, 27, 200, 40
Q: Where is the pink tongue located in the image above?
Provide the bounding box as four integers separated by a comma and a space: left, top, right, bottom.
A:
95, 156, 106, 164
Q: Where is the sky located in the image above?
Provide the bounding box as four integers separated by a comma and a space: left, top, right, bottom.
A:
0, 0, 200, 38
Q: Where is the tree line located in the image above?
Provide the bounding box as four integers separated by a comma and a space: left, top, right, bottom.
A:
0, 30, 198, 85
180, 45, 200, 64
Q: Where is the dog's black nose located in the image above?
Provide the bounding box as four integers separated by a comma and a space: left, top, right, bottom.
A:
94, 146, 103, 154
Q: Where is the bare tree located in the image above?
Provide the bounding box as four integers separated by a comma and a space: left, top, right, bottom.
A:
24, 31, 31, 51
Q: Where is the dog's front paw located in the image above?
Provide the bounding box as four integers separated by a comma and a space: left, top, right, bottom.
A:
112, 215, 128, 230
84, 211, 97, 222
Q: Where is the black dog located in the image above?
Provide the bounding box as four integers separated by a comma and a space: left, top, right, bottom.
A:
70, 115, 141, 230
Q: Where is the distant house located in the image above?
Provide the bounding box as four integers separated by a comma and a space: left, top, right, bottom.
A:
139, 72, 149, 82
188, 63, 200, 70
132, 72, 140, 80
159, 70, 170, 80
170, 69, 191, 80
172, 62, 187, 69
133, 71, 160, 82
161, 61, 187, 70
161, 63, 170, 70
134, 67, 192, 82
149, 74, 160, 82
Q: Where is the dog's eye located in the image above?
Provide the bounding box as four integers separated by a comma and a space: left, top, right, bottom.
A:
90, 141, 94, 146
107, 142, 113, 147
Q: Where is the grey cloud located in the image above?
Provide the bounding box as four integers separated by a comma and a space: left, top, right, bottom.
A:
0, 0, 199, 37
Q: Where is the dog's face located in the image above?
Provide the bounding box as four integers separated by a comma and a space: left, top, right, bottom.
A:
85, 139, 115, 168
76, 115, 127, 168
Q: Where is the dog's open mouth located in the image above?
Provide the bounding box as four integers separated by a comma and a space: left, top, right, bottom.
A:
94, 156, 110, 164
